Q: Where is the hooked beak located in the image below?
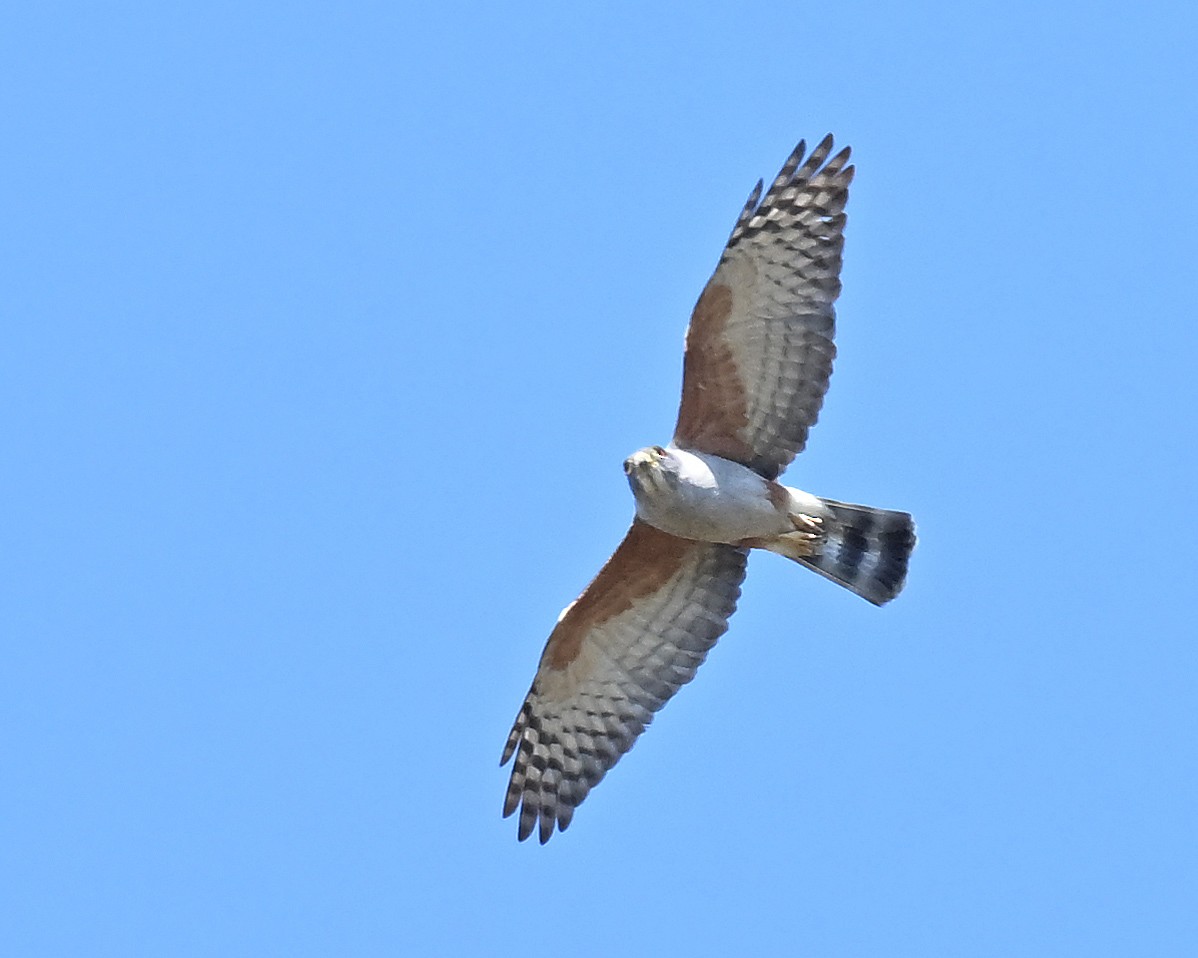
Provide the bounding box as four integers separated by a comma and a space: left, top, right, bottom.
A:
623, 449, 656, 477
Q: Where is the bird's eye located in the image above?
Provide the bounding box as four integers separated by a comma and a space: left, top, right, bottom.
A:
653, 445, 666, 456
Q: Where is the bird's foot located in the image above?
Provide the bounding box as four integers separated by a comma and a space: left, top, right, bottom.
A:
777, 514, 823, 556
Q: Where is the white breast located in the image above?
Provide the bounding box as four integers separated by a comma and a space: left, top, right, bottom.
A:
632, 447, 791, 543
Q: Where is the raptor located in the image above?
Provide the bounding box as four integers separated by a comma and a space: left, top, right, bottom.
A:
502, 136, 915, 843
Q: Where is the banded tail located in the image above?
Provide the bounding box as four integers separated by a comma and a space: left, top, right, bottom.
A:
766, 498, 916, 606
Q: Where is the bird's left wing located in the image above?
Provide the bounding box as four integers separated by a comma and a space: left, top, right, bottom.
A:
502, 520, 747, 843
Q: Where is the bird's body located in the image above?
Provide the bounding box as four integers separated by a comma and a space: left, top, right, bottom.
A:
501, 136, 917, 842
624, 445, 800, 544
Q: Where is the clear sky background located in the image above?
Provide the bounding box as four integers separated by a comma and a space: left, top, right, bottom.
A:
4, 3, 1197, 955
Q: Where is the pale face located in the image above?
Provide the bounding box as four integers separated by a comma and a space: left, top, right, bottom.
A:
623, 445, 679, 496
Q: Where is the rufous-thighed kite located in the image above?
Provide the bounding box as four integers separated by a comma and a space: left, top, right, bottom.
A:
502, 136, 916, 843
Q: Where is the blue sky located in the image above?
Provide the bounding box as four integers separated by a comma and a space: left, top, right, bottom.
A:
4, 2, 1197, 955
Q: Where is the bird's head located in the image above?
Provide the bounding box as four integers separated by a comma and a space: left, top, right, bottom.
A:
623, 444, 678, 495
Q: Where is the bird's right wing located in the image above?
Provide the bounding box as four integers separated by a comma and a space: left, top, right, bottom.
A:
502, 520, 747, 843
673, 135, 852, 479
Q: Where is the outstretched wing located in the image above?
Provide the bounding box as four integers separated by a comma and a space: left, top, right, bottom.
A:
674, 135, 852, 480
502, 520, 747, 843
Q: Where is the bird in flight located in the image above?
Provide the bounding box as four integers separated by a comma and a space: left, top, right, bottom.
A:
502, 136, 915, 843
